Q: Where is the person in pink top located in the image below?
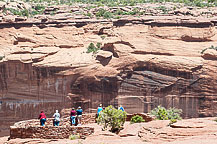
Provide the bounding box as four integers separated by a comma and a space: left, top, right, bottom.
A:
70, 108, 76, 126
38, 110, 46, 126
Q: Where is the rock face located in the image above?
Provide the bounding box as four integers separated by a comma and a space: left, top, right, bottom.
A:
0, 16, 217, 135
139, 117, 217, 143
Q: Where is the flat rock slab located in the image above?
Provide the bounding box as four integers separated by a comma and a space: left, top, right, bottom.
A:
170, 121, 206, 128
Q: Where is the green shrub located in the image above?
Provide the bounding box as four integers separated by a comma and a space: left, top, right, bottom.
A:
150, 106, 182, 120
96, 8, 107, 17
69, 134, 80, 140
96, 42, 101, 49
169, 119, 177, 125
95, 8, 113, 19
4, 8, 30, 17
130, 115, 145, 124
97, 105, 127, 132
167, 107, 182, 120
100, 35, 106, 40
0, 56, 5, 61
86, 43, 100, 53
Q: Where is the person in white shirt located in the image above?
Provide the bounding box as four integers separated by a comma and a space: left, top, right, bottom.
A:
53, 110, 60, 126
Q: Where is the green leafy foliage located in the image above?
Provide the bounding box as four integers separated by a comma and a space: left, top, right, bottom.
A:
167, 107, 182, 120
150, 106, 182, 120
69, 134, 80, 140
0, 56, 5, 61
96, 8, 113, 19
97, 105, 127, 132
130, 115, 145, 124
201, 45, 217, 54
4, 8, 30, 17
96, 42, 101, 49
86, 43, 100, 53
169, 119, 177, 125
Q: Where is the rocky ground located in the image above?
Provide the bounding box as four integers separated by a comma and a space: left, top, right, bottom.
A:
1, 117, 217, 144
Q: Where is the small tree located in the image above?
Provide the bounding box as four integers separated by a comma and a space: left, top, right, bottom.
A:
97, 105, 127, 133
86, 43, 100, 54
150, 106, 182, 120
130, 115, 145, 124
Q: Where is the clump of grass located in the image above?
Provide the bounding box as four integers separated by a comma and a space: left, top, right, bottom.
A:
69, 134, 80, 140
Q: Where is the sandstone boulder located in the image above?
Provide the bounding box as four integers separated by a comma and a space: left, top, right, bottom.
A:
0, 1, 6, 10
202, 49, 217, 60
96, 50, 113, 59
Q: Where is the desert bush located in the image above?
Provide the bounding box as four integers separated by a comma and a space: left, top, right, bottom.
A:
95, 8, 113, 19
86, 43, 100, 53
97, 105, 127, 132
0, 56, 5, 61
167, 107, 182, 120
130, 115, 145, 124
169, 119, 177, 125
69, 134, 80, 140
4, 8, 29, 17
150, 106, 182, 120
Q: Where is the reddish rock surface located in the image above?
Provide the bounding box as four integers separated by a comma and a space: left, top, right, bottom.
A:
1, 117, 217, 144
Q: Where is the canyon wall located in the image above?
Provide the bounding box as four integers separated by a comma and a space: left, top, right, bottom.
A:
0, 17, 217, 135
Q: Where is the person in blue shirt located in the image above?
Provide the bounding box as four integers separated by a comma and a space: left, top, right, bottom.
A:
118, 105, 124, 111
97, 104, 103, 118
76, 106, 83, 126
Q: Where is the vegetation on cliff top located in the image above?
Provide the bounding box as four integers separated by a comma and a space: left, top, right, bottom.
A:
4, 0, 217, 7
2, 0, 217, 18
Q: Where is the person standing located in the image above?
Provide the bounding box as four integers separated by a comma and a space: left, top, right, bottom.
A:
38, 110, 46, 126
53, 110, 60, 126
118, 105, 125, 112
97, 104, 103, 118
76, 106, 83, 126
70, 108, 76, 126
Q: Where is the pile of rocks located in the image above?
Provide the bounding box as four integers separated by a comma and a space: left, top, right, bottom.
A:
10, 114, 96, 139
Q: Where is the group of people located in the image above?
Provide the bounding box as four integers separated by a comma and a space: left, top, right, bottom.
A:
96, 104, 125, 117
38, 106, 83, 126
70, 106, 83, 126
38, 104, 124, 126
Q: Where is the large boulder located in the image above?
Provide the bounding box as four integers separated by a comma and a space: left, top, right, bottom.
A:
202, 49, 217, 60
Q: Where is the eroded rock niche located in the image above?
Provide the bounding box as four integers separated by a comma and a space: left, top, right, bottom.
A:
0, 57, 212, 131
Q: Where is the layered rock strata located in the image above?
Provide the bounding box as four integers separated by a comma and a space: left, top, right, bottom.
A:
0, 16, 217, 135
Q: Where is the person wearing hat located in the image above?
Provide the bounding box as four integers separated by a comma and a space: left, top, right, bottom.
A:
38, 110, 46, 126
97, 104, 103, 118
70, 107, 76, 126
76, 106, 83, 126
53, 110, 60, 126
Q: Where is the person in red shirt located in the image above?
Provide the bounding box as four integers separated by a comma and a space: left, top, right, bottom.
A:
70, 108, 76, 126
38, 110, 46, 126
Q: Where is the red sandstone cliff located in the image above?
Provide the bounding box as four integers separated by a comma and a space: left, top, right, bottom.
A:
0, 15, 217, 134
